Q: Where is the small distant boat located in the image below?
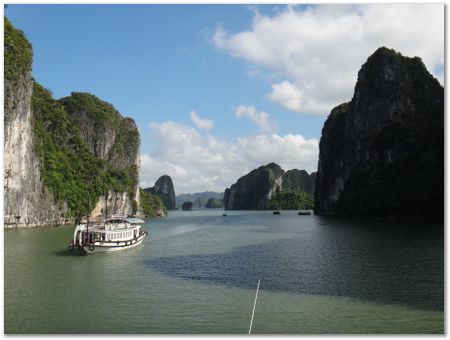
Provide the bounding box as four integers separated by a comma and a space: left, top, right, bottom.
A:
298, 210, 312, 215
222, 213, 227, 217
68, 214, 148, 254
273, 210, 281, 215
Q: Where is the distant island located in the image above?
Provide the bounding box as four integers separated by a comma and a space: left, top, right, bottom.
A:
176, 191, 224, 209
224, 163, 315, 210
144, 175, 176, 211
181, 201, 193, 211
205, 198, 224, 209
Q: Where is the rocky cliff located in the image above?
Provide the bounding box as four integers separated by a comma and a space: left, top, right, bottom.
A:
283, 169, 316, 194
4, 18, 66, 227
144, 175, 176, 210
314, 47, 444, 220
4, 18, 142, 227
59, 92, 141, 218
224, 162, 315, 210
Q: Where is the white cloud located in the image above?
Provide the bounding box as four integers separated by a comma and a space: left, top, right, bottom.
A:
268, 81, 302, 112
140, 121, 318, 194
190, 110, 214, 130
234, 105, 273, 133
213, 4, 444, 115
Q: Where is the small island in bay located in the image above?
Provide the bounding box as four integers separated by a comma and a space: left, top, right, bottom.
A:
144, 175, 177, 211
224, 162, 315, 210
181, 201, 194, 211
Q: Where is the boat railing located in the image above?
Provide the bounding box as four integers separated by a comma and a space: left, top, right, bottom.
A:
110, 213, 128, 219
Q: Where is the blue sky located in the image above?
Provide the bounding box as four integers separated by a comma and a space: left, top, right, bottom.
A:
6, 5, 323, 141
5, 4, 444, 193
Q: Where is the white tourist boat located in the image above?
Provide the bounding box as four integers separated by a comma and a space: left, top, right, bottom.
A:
68, 214, 148, 254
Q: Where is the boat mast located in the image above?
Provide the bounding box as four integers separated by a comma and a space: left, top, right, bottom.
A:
248, 279, 260, 335
86, 192, 91, 245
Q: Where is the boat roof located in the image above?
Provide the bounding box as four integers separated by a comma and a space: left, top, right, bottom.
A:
127, 218, 145, 224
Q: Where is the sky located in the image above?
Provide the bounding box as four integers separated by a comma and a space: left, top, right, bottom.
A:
5, 4, 444, 194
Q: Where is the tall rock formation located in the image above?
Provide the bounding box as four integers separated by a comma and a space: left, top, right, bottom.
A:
4, 18, 142, 227
60, 92, 141, 217
314, 47, 444, 220
224, 162, 315, 210
144, 175, 176, 210
4, 18, 65, 227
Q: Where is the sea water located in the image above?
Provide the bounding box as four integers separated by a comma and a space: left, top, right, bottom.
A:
4, 210, 443, 334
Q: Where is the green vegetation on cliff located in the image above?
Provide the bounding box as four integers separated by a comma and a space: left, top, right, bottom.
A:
139, 188, 167, 217
4, 17, 161, 223
4, 17, 33, 123
59, 92, 121, 130
60, 93, 140, 167
32, 83, 138, 220
268, 190, 314, 210
60, 92, 140, 202
4, 18, 32, 89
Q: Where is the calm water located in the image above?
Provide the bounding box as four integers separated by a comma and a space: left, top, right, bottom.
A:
4, 210, 444, 334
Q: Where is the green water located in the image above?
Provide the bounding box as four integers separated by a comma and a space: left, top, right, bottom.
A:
4, 210, 443, 334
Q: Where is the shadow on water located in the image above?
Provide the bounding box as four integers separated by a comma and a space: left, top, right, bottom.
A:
145, 222, 443, 312
52, 249, 86, 257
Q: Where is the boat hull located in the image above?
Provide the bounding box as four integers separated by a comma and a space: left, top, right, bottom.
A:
80, 231, 148, 254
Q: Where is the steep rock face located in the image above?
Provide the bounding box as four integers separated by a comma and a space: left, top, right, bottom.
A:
4, 18, 142, 227
60, 93, 140, 170
315, 47, 444, 219
59, 93, 117, 160
60, 93, 141, 217
90, 191, 141, 220
224, 163, 315, 210
224, 163, 284, 210
283, 169, 316, 194
4, 18, 66, 227
145, 175, 176, 210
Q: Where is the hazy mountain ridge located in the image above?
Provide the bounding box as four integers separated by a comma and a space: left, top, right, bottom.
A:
176, 191, 224, 208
